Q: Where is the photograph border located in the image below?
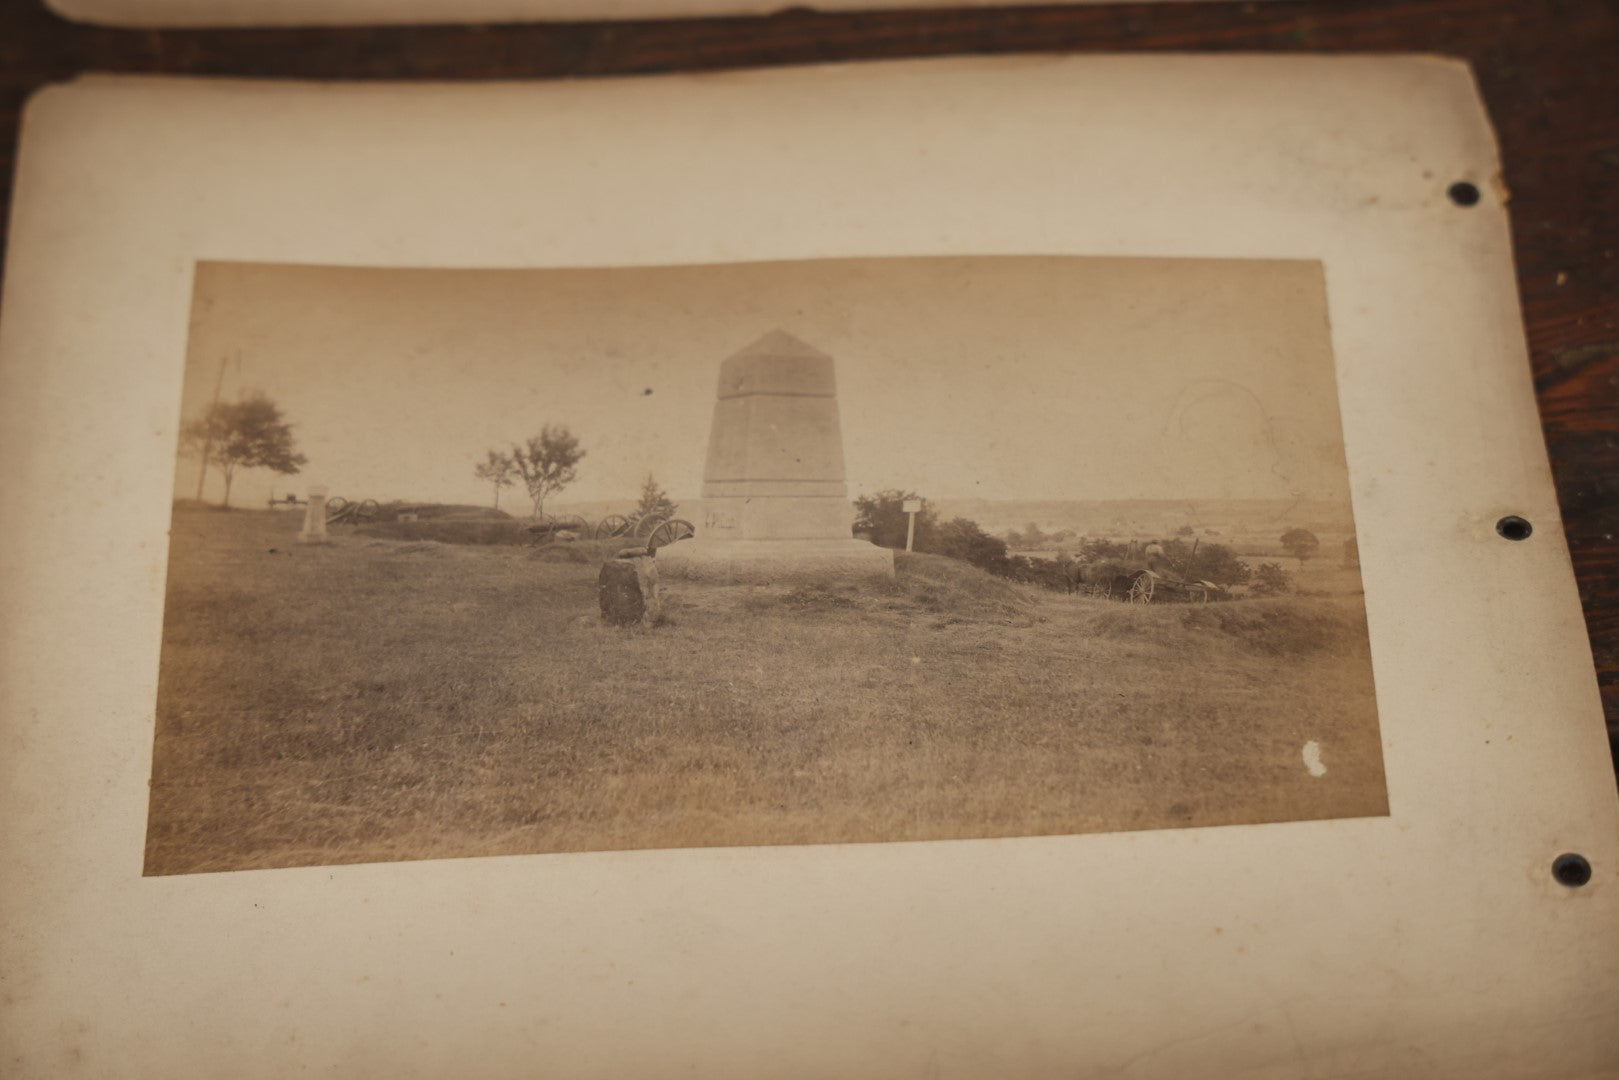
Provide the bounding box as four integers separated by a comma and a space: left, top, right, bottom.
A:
1, 57, 1613, 1078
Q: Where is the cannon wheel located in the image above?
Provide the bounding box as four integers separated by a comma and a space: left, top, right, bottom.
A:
355, 499, 380, 523
647, 518, 695, 552
1127, 572, 1155, 604
634, 513, 668, 539
595, 514, 630, 540
324, 496, 350, 521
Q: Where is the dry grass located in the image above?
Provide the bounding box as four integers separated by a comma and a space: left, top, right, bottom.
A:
145, 509, 1387, 875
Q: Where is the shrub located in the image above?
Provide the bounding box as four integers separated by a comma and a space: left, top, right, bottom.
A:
854, 494, 1069, 594
1160, 539, 1252, 587
1079, 537, 1131, 562
935, 517, 1012, 575
1252, 562, 1292, 596
853, 490, 938, 550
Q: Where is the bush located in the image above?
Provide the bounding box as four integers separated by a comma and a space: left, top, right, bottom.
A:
1252, 562, 1291, 596
935, 517, 1013, 574
854, 494, 1068, 593
1160, 539, 1252, 587
1078, 537, 1131, 562
853, 490, 938, 550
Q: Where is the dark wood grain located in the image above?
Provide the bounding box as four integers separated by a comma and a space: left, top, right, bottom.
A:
3, 0, 1616, 774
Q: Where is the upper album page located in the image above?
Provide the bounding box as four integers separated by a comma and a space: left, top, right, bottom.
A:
0, 56, 1614, 1079
50, 0, 1296, 28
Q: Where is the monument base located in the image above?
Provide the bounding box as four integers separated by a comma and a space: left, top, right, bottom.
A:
655, 538, 895, 584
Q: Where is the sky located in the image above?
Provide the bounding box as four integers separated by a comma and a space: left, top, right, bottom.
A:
175, 255, 1353, 514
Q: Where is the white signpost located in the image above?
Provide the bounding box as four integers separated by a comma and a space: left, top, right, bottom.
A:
902, 498, 921, 552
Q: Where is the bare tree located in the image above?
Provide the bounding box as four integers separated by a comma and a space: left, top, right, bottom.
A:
510, 425, 585, 518
474, 450, 517, 511
180, 393, 307, 507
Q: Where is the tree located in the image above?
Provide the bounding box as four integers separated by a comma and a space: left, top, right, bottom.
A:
473, 450, 517, 510
634, 474, 678, 521
1160, 538, 1252, 587
1280, 527, 1321, 562
180, 393, 307, 508
509, 424, 585, 518
1252, 562, 1292, 596
852, 490, 938, 550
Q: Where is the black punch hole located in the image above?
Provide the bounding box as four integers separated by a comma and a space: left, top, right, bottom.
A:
1496, 515, 1533, 541
1448, 181, 1481, 207
1552, 853, 1592, 888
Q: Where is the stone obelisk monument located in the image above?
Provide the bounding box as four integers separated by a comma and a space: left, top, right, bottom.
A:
657, 330, 894, 583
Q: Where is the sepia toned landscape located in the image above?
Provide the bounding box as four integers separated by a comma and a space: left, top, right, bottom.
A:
146, 256, 1386, 875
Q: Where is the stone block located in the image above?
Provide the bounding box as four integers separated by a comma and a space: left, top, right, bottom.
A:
598, 554, 662, 627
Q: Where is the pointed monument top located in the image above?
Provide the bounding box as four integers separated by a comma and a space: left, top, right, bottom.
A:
728, 329, 833, 363
718, 329, 836, 399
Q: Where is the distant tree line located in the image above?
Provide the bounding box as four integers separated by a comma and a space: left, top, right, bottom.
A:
1006, 522, 1079, 549
855, 491, 1303, 596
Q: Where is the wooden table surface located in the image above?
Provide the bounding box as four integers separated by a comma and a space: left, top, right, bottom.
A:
3, 0, 1616, 778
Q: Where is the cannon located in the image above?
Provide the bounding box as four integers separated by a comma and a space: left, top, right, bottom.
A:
324, 497, 379, 525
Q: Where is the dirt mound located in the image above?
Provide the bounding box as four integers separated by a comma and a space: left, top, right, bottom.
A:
728, 552, 1035, 626
352, 519, 533, 545
373, 503, 512, 523
889, 552, 1035, 620
1084, 596, 1364, 658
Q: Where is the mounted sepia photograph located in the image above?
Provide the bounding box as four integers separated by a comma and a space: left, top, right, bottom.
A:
147, 254, 1386, 875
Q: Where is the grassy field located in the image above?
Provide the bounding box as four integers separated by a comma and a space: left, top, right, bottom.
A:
145, 508, 1388, 875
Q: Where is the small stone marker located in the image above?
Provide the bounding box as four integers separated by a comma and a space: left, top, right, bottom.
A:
599, 552, 662, 627
298, 485, 330, 544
